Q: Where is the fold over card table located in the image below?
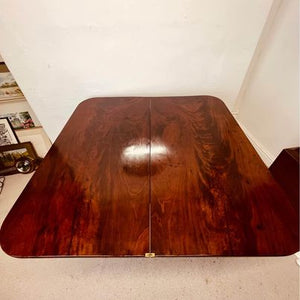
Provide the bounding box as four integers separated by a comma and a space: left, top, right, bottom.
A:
0, 96, 298, 257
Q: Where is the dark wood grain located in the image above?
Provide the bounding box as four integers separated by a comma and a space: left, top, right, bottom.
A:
0, 96, 298, 257
269, 148, 299, 211
0, 98, 150, 256
150, 96, 298, 256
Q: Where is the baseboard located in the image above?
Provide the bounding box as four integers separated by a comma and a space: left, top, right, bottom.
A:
234, 119, 275, 167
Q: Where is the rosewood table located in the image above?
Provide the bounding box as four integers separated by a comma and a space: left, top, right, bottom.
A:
0, 96, 298, 257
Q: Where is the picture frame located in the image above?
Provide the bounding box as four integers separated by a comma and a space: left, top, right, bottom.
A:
0, 98, 41, 126
0, 62, 24, 101
0, 142, 38, 175
16, 127, 52, 158
0, 117, 19, 146
0, 111, 35, 129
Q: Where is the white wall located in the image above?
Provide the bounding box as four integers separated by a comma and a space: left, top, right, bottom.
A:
236, 0, 299, 166
0, 0, 272, 141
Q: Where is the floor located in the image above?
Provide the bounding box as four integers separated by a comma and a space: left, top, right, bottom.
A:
0, 174, 299, 300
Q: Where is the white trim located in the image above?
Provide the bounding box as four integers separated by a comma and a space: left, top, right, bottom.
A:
295, 251, 300, 267
235, 119, 275, 167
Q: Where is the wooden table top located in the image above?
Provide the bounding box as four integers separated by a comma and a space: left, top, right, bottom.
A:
0, 96, 298, 257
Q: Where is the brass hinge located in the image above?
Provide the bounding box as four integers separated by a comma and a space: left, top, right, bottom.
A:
145, 252, 155, 258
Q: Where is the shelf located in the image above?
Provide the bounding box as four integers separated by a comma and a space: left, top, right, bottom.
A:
0, 96, 26, 103
14, 126, 43, 132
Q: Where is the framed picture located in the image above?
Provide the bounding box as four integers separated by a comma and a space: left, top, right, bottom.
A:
16, 127, 52, 158
0, 62, 24, 101
0, 98, 41, 126
0, 117, 19, 146
0, 111, 35, 129
0, 142, 38, 175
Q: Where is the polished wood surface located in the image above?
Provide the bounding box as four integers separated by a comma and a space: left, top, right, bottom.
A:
270, 147, 299, 211
0, 96, 298, 257
150, 97, 298, 255
1, 98, 150, 256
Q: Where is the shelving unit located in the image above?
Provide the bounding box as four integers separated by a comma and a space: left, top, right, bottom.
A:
0, 60, 51, 158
